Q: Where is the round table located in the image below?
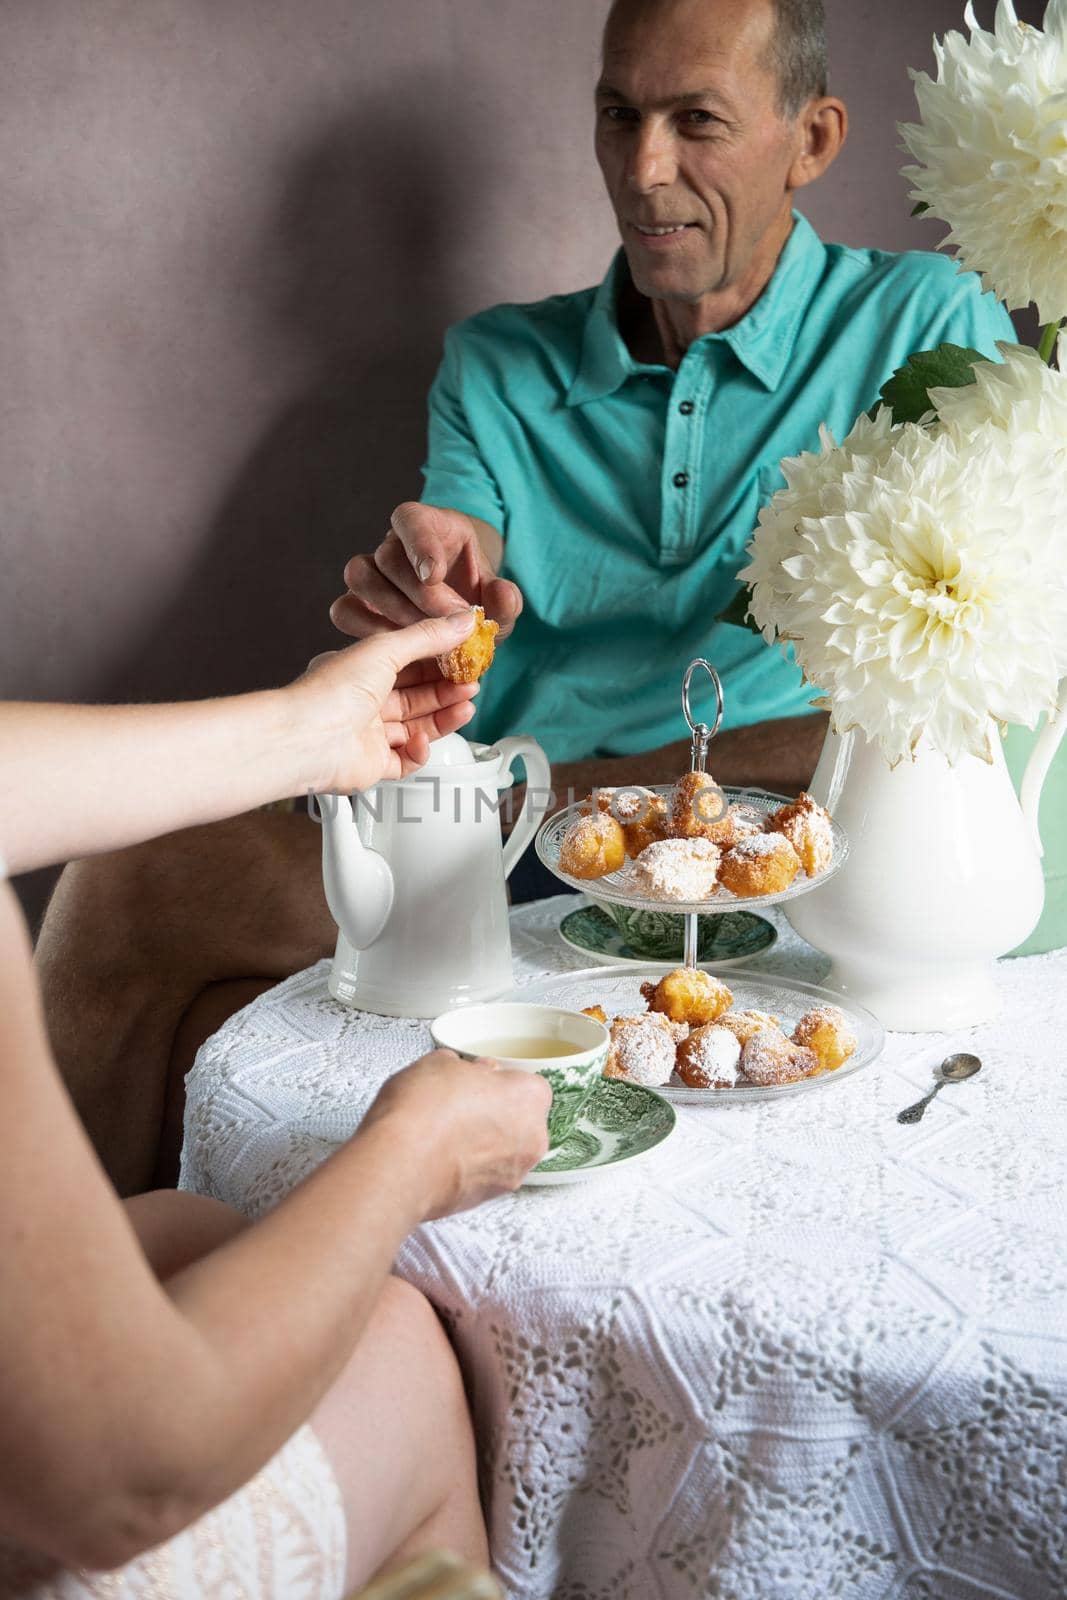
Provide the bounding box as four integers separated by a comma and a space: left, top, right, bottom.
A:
181, 896, 1067, 1600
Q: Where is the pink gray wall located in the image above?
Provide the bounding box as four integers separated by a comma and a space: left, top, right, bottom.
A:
1, 0, 1042, 914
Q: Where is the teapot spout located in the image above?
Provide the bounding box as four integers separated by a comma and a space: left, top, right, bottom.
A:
1020, 677, 1067, 857
314, 792, 394, 950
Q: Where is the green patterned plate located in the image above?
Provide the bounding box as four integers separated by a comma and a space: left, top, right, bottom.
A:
560, 902, 777, 968
524, 1078, 676, 1186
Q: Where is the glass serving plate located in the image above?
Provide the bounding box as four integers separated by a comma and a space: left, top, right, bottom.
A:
508, 965, 885, 1106
534, 785, 848, 915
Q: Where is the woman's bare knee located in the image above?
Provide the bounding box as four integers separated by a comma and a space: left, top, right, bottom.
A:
311, 1276, 482, 1585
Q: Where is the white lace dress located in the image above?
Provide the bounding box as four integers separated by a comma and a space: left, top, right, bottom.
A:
0, 1429, 346, 1600
0, 858, 347, 1600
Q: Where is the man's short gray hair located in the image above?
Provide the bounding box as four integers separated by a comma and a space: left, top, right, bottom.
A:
603, 0, 829, 120
768, 0, 827, 118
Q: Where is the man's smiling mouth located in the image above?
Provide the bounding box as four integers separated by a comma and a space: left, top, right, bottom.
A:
632, 222, 695, 236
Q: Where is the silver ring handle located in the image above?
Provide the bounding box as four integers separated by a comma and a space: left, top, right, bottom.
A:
682, 659, 724, 772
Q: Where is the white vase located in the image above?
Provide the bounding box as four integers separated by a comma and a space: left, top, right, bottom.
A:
784, 715, 1062, 1030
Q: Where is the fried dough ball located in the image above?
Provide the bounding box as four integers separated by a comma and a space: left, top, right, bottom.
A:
769, 791, 834, 878
718, 832, 800, 897
622, 794, 670, 857
578, 788, 619, 816
640, 967, 733, 1026
737, 1027, 809, 1087
578, 786, 648, 819
669, 771, 728, 841
729, 803, 768, 838
740, 1026, 819, 1087
436, 605, 499, 684
579, 788, 669, 857
792, 1005, 857, 1074
633, 837, 720, 900
559, 813, 626, 880
578, 785, 653, 820
676, 1024, 743, 1089
706, 803, 768, 850
604, 1013, 687, 1087
716, 1008, 782, 1046
581, 1004, 608, 1025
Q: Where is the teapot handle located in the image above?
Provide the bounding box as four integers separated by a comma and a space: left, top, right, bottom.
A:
1020, 676, 1067, 857
496, 737, 552, 880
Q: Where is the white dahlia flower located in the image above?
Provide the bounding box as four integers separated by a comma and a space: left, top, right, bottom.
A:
899, 0, 1067, 325
740, 358, 1067, 765
930, 339, 1067, 458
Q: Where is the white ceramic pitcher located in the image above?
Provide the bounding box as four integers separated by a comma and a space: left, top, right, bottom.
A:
784, 682, 1067, 1030
315, 732, 551, 1018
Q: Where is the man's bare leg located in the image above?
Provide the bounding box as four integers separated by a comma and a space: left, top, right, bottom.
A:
36, 812, 334, 1197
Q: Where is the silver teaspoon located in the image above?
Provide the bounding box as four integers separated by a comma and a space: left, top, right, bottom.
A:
897, 1053, 982, 1125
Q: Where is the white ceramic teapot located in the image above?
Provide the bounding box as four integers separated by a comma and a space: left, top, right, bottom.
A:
315, 732, 551, 1018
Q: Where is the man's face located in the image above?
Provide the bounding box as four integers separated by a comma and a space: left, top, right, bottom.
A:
595, 0, 801, 305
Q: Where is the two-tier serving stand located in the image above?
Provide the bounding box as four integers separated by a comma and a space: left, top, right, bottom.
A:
534, 658, 849, 969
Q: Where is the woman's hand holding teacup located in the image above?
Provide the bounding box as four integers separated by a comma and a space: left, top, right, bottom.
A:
287, 610, 480, 796
361, 1050, 552, 1218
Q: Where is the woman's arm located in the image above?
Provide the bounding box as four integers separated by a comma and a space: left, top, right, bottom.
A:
0, 882, 549, 1567
0, 610, 478, 874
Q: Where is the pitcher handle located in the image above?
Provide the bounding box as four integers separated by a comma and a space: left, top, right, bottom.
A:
1020, 677, 1067, 857
497, 736, 552, 880
823, 725, 855, 815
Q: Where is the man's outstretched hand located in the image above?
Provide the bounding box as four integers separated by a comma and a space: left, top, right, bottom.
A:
331, 502, 523, 642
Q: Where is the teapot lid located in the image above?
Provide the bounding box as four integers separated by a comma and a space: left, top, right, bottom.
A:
413, 732, 501, 775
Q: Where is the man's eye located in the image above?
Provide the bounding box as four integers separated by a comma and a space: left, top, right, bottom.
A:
683, 109, 718, 126
601, 105, 640, 124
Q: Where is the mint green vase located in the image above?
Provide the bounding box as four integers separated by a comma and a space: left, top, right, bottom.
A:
1004, 718, 1067, 955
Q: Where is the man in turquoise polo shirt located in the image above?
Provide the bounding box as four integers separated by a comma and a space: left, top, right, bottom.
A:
37, 0, 1026, 1197
333, 0, 1013, 809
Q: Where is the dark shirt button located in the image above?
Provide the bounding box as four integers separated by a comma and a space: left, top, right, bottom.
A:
673, 471, 689, 489
679, 400, 695, 415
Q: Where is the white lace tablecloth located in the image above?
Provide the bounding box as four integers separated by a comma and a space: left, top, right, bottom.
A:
181, 897, 1067, 1600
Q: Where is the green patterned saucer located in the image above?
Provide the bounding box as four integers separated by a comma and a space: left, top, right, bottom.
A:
559, 902, 777, 969
523, 1079, 676, 1186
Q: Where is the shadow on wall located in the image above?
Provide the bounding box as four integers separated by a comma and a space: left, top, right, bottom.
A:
17, 86, 481, 934
102, 87, 477, 711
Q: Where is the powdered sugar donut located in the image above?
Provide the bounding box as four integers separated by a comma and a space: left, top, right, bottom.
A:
741, 1026, 819, 1086
604, 1013, 687, 1087
792, 1005, 857, 1072
559, 813, 626, 880
640, 967, 733, 1026
769, 791, 834, 877
676, 1024, 743, 1089
718, 832, 800, 897
633, 837, 720, 900
715, 1008, 781, 1045
668, 771, 728, 841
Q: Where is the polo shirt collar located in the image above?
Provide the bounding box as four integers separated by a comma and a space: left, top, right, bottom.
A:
566, 210, 826, 406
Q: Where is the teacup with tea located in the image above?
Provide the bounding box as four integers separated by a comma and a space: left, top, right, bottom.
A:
429, 1001, 608, 1147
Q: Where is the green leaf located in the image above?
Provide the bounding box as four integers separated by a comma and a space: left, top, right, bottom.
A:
877, 343, 987, 426
717, 585, 762, 635
911, 200, 930, 216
